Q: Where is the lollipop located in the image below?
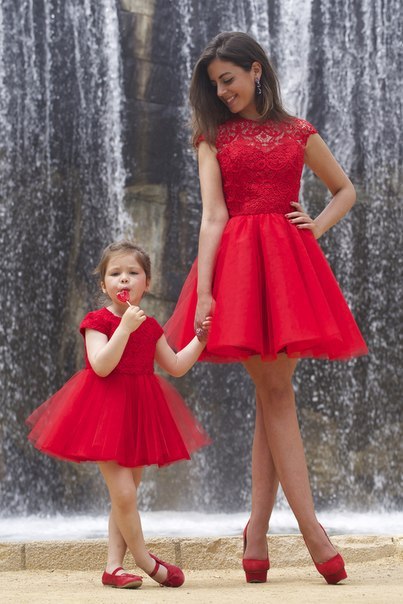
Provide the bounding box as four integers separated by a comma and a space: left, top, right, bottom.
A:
117, 290, 131, 305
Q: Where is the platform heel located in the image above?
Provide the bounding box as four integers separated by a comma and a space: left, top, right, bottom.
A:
242, 520, 270, 583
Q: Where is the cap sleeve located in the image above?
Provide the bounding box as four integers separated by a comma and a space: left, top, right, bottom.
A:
80, 310, 110, 337
298, 119, 318, 146
196, 133, 205, 147
148, 317, 164, 340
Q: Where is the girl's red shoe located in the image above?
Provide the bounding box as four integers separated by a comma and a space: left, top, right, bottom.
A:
242, 520, 270, 583
148, 553, 185, 587
101, 567, 143, 589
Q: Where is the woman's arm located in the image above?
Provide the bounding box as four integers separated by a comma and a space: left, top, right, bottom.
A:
85, 306, 146, 377
287, 134, 356, 238
196, 141, 229, 327
155, 317, 212, 377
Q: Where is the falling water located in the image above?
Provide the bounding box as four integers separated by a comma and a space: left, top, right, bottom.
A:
0, 0, 126, 513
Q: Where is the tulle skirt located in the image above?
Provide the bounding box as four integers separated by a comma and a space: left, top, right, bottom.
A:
26, 369, 210, 467
164, 213, 368, 362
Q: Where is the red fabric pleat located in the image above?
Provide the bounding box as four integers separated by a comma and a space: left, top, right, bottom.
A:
26, 370, 210, 467
164, 214, 368, 362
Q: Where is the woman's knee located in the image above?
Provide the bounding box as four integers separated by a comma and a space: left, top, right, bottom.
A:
260, 380, 294, 405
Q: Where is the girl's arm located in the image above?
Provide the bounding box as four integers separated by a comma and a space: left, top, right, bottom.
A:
155, 318, 211, 377
85, 306, 146, 377
195, 141, 229, 328
286, 134, 356, 238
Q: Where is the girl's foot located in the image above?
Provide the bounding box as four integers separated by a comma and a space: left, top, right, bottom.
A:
147, 552, 185, 587
102, 567, 142, 589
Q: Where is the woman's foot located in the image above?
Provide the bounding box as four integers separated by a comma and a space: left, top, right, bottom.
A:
243, 518, 270, 560
242, 519, 270, 583
302, 523, 347, 584
102, 567, 142, 589
301, 522, 339, 563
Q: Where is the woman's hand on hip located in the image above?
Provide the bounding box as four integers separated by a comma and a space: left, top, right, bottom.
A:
286, 202, 323, 239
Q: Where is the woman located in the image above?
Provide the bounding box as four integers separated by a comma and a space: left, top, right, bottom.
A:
165, 31, 367, 585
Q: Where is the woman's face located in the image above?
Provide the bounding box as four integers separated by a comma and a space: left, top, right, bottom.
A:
207, 58, 261, 120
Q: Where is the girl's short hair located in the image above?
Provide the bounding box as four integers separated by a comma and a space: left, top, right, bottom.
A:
94, 241, 151, 284
190, 31, 293, 146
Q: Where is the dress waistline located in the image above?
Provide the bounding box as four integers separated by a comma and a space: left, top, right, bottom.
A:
228, 210, 287, 218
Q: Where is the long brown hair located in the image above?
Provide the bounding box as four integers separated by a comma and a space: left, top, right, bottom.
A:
190, 32, 293, 146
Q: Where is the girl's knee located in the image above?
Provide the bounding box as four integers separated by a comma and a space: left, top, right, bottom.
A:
111, 486, 137, 512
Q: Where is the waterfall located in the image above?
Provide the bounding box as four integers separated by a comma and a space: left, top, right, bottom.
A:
0, 0, 401, 517
0, 0, 126, 514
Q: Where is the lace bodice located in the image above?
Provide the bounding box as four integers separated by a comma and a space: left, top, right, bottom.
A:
80, 308, 163, 375
214, 117, 317, 216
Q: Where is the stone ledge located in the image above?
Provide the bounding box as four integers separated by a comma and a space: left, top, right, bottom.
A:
0, 535, 401, 572
0, 543, 25, 572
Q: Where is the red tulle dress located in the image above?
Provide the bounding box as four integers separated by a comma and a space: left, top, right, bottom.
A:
164, 117, 368, 362
26, 308, 210, 467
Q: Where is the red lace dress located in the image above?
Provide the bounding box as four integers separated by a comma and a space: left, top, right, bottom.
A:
26, 308, 210, 467
165, 117, 368, 361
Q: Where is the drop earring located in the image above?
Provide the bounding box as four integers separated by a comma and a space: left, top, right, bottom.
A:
255, 78, 262, 95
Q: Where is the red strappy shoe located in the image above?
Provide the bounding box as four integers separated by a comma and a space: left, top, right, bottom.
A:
101, 567, 143, 589
304, 524, 347, 584
242, 520, 270, 583
148, 553, 185, 587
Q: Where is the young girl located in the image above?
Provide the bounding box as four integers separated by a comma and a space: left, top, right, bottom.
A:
165, 32, 368, 585
26, 240, 211, 589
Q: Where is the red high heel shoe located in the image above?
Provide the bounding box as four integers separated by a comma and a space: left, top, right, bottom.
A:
242, 520, 270, 583
304, 524, 347, 585
148, 552, 185, 587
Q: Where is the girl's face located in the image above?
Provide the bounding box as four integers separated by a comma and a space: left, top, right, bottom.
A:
207, 58, 261, 120
102, 252, 149, 313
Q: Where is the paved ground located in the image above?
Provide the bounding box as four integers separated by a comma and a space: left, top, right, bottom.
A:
1, 558, 403, 604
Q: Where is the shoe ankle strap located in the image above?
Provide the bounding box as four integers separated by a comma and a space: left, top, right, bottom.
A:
111, 567, 124, 576
149, 560, 160, 578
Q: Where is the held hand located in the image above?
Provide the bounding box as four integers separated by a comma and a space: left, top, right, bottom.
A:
195, 316, 213, 343
195, 294, 215, 331
286, 202, 322, 239
120, 305, 146, 334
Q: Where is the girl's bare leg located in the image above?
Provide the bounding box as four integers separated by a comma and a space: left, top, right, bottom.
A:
99, 462, 168, 583
243, 355, 337, 563
243, 390, 279, 560
105, 467, 143, 574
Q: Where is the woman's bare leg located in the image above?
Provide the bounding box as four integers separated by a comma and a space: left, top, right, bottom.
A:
243, 391, 279, 560
243, 355, 337, 563
99, 462, 168, 583
105, 467, 143, 574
